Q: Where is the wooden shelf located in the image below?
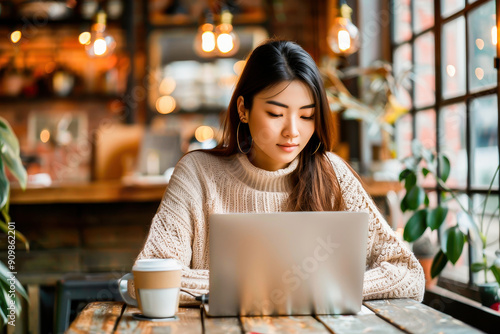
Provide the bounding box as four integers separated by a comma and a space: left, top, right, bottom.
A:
10, 177, 401, 205
10, 180, 167, 204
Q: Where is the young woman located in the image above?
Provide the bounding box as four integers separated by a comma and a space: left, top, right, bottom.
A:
136, 40, 425, 305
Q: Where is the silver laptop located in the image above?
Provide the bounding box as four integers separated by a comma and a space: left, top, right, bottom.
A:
207, 211, 369, 317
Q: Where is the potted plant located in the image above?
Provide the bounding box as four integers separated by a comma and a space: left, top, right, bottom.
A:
0, 116, 29, 327
399, 140, 500, 310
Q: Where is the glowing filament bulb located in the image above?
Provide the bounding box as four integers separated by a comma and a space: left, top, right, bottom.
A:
492, 26, 497, 45
10, 31, 21, 43
94, 38, 107, 56
202, 31, 216, 52
79, 32, 91, 45
338, 30, 351, 51
217, 33, 234, 54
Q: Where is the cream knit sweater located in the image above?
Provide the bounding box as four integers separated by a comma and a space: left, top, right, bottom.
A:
136, 151, 425, 305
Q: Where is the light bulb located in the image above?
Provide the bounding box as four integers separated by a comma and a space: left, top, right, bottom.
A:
215, 10, 239, 57
79, 31, 91, 45
10, 30, 21, 43
85, 10, 116, 57
327, 3, 360, 56
194, 23, 217, 57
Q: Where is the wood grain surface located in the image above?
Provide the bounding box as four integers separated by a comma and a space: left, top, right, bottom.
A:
364, 299, 483, 334
66, 301, 124, 334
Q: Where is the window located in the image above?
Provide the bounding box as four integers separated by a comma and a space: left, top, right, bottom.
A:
391, 0, 499, 288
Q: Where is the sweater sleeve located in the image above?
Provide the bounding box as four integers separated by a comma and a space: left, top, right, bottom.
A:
135, 154, 209, 306
331, 155, 425, 302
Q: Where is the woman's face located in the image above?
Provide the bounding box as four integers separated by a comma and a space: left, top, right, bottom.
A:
238, 80, 316, 171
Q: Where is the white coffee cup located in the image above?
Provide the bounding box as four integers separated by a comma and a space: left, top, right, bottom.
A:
119, 259, 182, 318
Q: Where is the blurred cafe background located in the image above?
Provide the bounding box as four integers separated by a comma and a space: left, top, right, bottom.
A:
0, 0, 499, 333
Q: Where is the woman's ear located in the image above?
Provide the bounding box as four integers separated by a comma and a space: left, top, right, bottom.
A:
237, 96, 249, 123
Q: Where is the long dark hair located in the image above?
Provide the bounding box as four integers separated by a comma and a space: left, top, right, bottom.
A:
208, 39, 346, 211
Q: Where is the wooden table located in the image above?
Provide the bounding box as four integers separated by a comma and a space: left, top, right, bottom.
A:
66, 299, 482, 333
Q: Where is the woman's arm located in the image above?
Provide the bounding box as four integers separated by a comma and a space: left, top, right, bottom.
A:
331, 154, 425, 302
135, 154, 209, 306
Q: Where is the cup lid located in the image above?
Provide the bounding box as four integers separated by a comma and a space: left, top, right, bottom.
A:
133, 258, 182, 272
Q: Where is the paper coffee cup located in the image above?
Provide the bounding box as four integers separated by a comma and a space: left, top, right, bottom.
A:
120, 259, 182, 318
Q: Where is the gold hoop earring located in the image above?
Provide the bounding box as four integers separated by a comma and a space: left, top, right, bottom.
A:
237, 122, 252, 154
312, 142, 321, 155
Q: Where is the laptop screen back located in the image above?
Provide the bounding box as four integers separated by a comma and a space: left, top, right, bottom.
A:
208, 211, 369, 316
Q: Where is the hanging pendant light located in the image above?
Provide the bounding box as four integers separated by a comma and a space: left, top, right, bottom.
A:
215, 9, 239, 57
194, 11, 217, 57
84, 9, 116, 57
327, 0, 360, 57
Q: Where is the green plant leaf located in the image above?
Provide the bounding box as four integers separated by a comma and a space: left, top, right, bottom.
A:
424, 193, 430, 207
404, 173, 417, 191
0, 283, 8, 327
403, 209, 427, 242
431, 250, 448, 278
0, 221, 29, 251
0, 158, 9, 210
0, 279, 21, 318
0, 117, 20, 156
427, 206, 448, 230
399, 168, 412, 182
422, 167, 430, 177
456, 212, 481, 246
0, 262, 28, 302
400, 194, 410, 213
445, 226, 465, 265
439, 154, 451, 183
471, 262, 486, 272
490, 265, 500, 285
0, 143, 27, 191
422, 147, 434, 164
406, 186, 425, 210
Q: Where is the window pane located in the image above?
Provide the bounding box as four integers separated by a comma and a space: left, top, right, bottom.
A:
468, 0, 497, 92
395, 113, 413, 158
440, 194, 471, 284
439, 104, 467, 189
442, 17, 466, 99
416, 109, 437, 187
441, 0, 465, 18
416, 109, 436, 149
470, 94, 499, 189
393, 43, 413, 108
414, 33, 435, 108
413, 0, 434, 33
472, 194, 499, 284
392, 0, 412, 43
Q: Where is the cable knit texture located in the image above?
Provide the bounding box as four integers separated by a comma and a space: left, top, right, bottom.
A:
136, 151, 425, 306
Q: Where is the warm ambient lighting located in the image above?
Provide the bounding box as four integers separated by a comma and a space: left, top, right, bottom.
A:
215, 10, 239, 56
10, 30, 21, 43
475, 38, 484, 50
194, 22, 217, 57
446, 65, 456, 77
195, 126, 215, 142
85, 10, 116, 57
159, 77, 176, 95
327, 1, 360, 56
79, 32, 91, 45
156, 96, 176, 114
475, 67, 484, 80
233, 60, 245, 76
492, 26, 497, 45
40, 129, 51, 143
194, 9, 239, 57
